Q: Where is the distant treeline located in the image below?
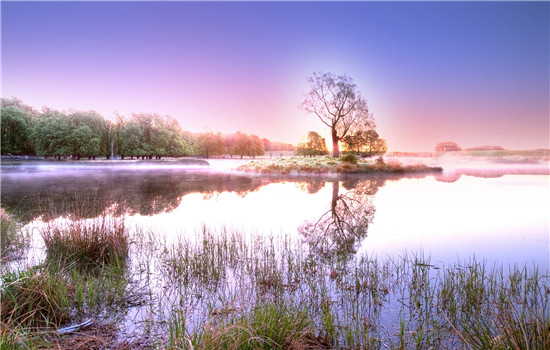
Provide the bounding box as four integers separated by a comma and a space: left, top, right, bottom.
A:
435, 142, 507, 152
0, 98, 294, 159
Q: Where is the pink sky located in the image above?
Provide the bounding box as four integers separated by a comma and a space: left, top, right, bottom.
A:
2, 2, 548, 151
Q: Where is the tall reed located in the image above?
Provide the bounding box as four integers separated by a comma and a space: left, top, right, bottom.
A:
40, 216, 128, 267
0, 208, 28, 262
1, 265, 72, 329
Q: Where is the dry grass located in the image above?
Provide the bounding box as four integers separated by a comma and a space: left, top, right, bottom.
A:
51, 322, 145, 350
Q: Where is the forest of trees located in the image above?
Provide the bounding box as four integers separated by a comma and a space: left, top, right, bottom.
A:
0, 98, 294, 159
1, 93, 388, 160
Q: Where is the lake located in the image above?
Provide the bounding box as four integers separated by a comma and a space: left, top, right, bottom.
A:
1, 160, 548, 268
1, 159, 549, 347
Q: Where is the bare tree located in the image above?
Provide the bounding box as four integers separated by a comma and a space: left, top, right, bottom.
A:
301, 72, 375, 157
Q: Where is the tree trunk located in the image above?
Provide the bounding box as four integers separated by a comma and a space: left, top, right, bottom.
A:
331, 128, 340, 158
331, 181, 339, 214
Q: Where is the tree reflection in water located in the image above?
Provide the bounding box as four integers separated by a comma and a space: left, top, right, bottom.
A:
0, 170, 273, 224
299, 178, 384, 259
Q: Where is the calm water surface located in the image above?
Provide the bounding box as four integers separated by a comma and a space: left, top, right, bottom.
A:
2, 162, 548, 268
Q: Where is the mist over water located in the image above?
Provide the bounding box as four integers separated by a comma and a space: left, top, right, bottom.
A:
2, 158, 548, 268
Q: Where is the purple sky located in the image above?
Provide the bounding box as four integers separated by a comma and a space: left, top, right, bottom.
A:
2, 1, 548, 151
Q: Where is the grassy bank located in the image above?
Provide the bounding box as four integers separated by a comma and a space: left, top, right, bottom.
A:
387, 149, 550, 161
237, 156, 443, 175
459, 148, 550, 159
0, 157, 210, 167
1, 220, 548, 349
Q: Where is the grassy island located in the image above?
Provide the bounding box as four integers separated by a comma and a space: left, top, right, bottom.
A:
237, 155, 443, 175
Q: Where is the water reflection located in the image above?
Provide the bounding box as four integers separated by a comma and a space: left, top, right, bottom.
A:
1, 165, 548, 267
434, 166, 549, 183
1, 169, 278, 223
299, 179, 379, 259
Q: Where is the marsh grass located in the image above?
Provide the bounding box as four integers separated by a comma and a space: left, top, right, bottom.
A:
40, 216, 129, 268
0, 262, 135, 349
164, 302, 326, 350
1, 216, 136, 349
0, 265, 73, 329
1, 224, 548, 349
151, 230, 549, 349
0, 208, 29, 262
439, 262, 550, 350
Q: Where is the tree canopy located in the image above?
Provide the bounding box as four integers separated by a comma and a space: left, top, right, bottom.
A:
301, 72, 375, 157
194, 131, 226, 159
1, 98, 289, 159
230, 132, 265, 159
341, 129, 387, 157
296, 131, 329, 157
434, 142, 461, 152
1, 105, 35, 155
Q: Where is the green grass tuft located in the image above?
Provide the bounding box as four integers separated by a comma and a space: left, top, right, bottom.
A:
1, 265, 73, 328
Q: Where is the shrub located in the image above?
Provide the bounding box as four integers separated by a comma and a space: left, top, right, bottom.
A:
337, 163, 358, 173
340, 154, 358, 164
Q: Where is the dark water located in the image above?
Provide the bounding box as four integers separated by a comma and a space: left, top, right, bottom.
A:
1, 163, 548, 267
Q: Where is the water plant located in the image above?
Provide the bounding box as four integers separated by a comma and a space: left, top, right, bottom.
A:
1, 223, 548, 349
40, 215, 129, 268
166, 302, 321, 350
147, 229, 549, 349
1, 265, 73, 329
0, 208, 28, 262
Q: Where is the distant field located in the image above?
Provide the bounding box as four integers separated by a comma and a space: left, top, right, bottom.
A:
458, 149, 550, 158
389, 149, 550, 160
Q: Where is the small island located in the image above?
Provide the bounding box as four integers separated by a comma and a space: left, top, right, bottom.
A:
237, 155, 443, 174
